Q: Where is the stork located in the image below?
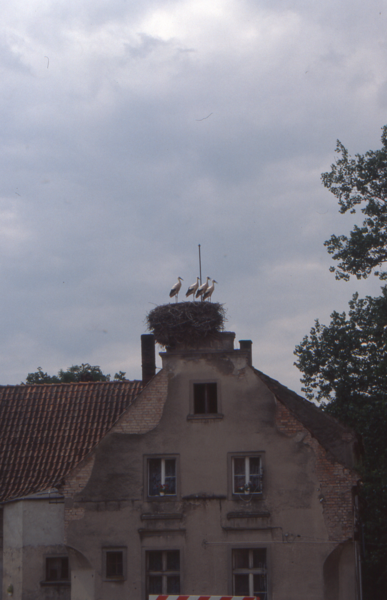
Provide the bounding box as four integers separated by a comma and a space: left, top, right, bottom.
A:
169, 277, 183, 302
186, 277, 200, 300
196, 276, 211, 301
203, 279, 217, 302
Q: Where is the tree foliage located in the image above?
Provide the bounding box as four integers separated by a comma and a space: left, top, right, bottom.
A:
294, 290, 387, 598
296, 127, 387, 598
322, 125, 387, 280
24, 364, 127, 384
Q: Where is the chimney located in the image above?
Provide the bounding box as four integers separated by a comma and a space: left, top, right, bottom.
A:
141, 334, 156, 385
239, 339, 252, 366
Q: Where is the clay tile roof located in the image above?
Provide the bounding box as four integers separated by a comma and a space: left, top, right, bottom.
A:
0, 380, 142, 503
254, 368, 360, 470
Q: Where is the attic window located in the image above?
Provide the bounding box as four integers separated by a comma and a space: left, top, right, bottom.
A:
193, 383, 218, 414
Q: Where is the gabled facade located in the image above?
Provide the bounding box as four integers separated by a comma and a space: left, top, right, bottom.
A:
1, 332, 361, 600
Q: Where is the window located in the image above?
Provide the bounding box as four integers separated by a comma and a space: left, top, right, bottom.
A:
193, 382, 217, 414
102, 548, 127, 581
232, 548, 267, 600
146, 550, 180, 597
46, 557, 69, 582
148, 458, 176, 497
232, 456, 263, 495
106, 551, 124, 578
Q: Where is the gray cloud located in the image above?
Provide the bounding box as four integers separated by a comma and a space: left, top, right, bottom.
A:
0, 0, 386, 391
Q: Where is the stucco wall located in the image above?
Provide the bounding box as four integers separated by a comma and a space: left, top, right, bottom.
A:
2, 500, 69, 600
63, 344, 357, 600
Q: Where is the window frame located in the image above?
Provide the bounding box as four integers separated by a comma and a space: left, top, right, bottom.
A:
231, 547, 268, 600
188, 379, 223, 419
44, 556, 70, 583
228, 452, 264, 498
102, 547, 127, 582
145, 549, 181, 598
144, 454, 179, 500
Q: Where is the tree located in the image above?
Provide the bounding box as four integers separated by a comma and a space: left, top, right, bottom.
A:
294, 291, 387, 599
296, 127, 387, 598
323, 125, 387, 280
24, 364, 127, 384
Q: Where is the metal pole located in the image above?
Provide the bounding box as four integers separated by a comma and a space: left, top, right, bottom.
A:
198, 244, 202, 285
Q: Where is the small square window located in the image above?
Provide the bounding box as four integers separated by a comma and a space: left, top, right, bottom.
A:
103, 548, 126, 581
148, 457, 177, 497
46, 557, 69, 582
146, 550, 180, 597
233, 548, 267, 599
232, 456, 263, 495
193, 382, 218, 414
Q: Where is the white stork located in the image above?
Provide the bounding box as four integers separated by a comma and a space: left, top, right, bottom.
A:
169, 277, 183, 302
203, 279, 217, 302
196, 276, 211, 301
186, 277, 199, 300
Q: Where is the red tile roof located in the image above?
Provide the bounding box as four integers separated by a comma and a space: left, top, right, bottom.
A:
0, 380, 142, 503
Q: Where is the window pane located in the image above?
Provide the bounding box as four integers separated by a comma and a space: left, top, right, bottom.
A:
253, 549, 266, 569
148, 551, 163, 572
61, 558, 69, 580
165, 459, 175, 477
254, 574, 267, 596
234, 458, 245, 475
148, 459, 161, 496
207, 383, 218, 413
233, 458, 245, 492
167, 575, 180, 594
148, 575, 162, 594
106, 551, 123, 577
250, 457, 261, 474
234, 574, 250, 595
165, 459, 176, 495
233, 548, 250, 569
193, 384, 206, 413
166, 550, 180, 571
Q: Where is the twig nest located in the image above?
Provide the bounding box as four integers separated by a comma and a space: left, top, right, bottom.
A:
146, 302, 226, 348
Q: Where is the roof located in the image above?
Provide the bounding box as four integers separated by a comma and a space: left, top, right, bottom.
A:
0, 380, 142, 503
255, 368, 360, 469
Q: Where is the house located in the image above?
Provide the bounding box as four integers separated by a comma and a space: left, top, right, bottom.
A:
0, 324, 362, 600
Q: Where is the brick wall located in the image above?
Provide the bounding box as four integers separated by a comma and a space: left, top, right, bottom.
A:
111, 370, 168, 434
276, 400, 358, 542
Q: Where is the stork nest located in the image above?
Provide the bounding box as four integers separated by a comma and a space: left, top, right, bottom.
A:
146, 302, 226, 348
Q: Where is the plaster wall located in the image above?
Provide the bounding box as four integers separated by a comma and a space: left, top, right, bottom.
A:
3, 500, 69, 600
64, 343, 356, 600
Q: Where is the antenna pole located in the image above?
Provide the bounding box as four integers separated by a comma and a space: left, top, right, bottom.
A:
198, 244, 202, 285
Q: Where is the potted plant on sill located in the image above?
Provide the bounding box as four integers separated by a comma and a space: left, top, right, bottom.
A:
159, 484, 169, 496
239, 482, 252, 495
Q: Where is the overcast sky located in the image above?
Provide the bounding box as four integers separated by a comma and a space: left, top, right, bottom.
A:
1, 0, 386, 392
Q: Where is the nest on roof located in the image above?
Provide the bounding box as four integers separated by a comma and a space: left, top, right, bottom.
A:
146, 302, 226, 348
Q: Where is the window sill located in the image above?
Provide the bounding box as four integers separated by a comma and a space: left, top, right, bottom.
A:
232, 493, 263, 500
147, 495, 178, 501
187, 413, 224, 421
40, 581, 70, 587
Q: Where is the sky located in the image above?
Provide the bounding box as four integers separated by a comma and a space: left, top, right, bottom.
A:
1, 0, 387, 393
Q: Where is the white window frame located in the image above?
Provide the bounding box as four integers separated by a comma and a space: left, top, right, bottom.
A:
147, 457, 177, 497
146, 550, 180, 596
232, 455, 263, 495
232, 548, 267, 599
